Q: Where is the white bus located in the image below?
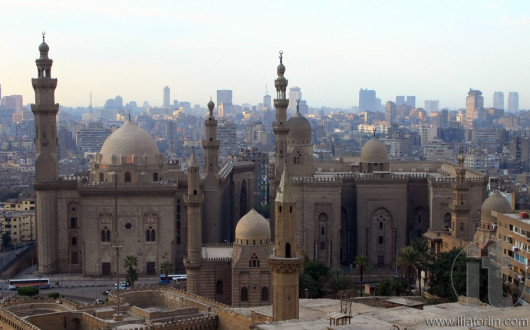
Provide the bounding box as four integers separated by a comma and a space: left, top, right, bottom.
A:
9, 278, 50, 290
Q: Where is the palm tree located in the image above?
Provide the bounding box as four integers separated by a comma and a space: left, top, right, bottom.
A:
411, 238, 432, 295
160, 261, 174, 284
123, 255, 138, 288
396, 246, 420, 294
355, 255, 369, 284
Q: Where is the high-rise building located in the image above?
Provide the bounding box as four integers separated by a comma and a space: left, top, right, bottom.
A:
493, 91, 504, 110
288, 87, 302, 112
359, 89, 376, 111
385, 101, 396, 124
466, 89, 484, 121
163, 86, 170, 108
396, 96, 405, 106
424, 100, 439, 112
508, 92, 519, 112
406, 96, 416, 109
1, 95, 23, 113
263, 87, 272, 111
217, 90, 233, 116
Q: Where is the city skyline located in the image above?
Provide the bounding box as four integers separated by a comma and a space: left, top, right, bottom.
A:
1, 0, 529, 109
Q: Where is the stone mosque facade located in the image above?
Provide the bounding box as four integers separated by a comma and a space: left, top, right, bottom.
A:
33, 37, 489, 300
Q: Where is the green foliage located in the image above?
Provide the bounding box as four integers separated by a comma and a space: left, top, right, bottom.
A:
160, 261, 174, 277
0, 187, 22, 202
355, 255, 370, 283
324, 268, 353, 298
124, 255, 138, 288
375, 278, 392, 296
427, 248, 489, 302
47, 292, 60, 299
390, 277, 407, 296
1, 233, 11, 248
17, 286, 39, 296
299, 258, 330, 298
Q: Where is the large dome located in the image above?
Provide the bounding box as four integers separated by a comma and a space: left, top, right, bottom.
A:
360, 137, 388, 164
481, 190, 511, 223
235, 209, 271, 245
99, 121, 160, 165
288, 111, 311, 144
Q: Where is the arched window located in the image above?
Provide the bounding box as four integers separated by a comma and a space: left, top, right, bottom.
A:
241, 287, 248, 302
101, 227, 111, 242
146, 227, 156, 242
101, 230, 106, 242
71, 237, 77, 246
443, 213, 451, 229
124, 172, 131, 182
286, 243, 291, 258
250, 253, 260, 267
460, 222, 464, 232
216, 280, 223, 294
261, 287, 269, 301
106, 230, 111, 242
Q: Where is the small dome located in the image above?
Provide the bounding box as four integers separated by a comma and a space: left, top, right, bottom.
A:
207, 99, 215, 111
99, 121, 160, 165
288, 111, 311, 143
360, 137, 388, 164
277, 62, 286, 76
235, 209, 270, 244
39, 41, 49, 53
481, 191, 511, 224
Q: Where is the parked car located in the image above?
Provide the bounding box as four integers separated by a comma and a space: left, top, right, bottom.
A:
102, 289, 111, 295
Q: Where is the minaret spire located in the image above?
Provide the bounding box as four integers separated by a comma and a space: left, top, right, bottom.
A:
202, 98, 220, 177
272, 50, 289, 183
184, 149, 204, 294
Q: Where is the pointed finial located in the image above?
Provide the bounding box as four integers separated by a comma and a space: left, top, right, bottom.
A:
373, 127, 376, 137
42, 31, 46, 42
265, 83, 268, 95
279, 50, 283, 64
296, 99, 300, 113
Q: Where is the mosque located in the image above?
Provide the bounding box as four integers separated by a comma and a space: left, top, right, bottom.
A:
32, 37, 490, 312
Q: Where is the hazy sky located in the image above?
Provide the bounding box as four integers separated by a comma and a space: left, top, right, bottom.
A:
2, 0, 529, 110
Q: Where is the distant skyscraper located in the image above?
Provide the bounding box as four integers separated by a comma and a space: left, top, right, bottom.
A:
163, 86, 170, 108
508, 92, 519, 112
1, 95, 23, 113
359, 89, 376, 111
217, 90, 233, 117
406, 96, 416, 109
439, 109, 449, 128
385, 101, 396, 124
466, 89, 484, 121
263, 85, 272, 111
395, 96, 405, 106
288, 86, 302, 112
424, 100, 439, 112
493, 91, 504, 110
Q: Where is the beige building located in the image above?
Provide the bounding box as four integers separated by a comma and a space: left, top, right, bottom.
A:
0, 200, 36, 247
32, 39, 254, 276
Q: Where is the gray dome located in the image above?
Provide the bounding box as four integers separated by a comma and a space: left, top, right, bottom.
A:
360, 137, 388, 164
288, 111, 311, 143
235, 209, 270, 244
481, 191, 511, 223
99, 121, 160, 165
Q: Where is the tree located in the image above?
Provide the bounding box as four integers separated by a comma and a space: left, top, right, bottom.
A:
300, 258, 329, 298
324, 268, 353, 298
299, 272, 318, 298
428, 248, 489, 302
123, 255, 138, 288
396, 246, 421, 293
160, 261, 174, 277
18, 286, 39, 296
355, 255, 369, 284
375, 278, 392, 296
1, 233, 11, 249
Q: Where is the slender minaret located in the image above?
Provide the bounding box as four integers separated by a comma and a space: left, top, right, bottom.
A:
184, 149, 204, 293
32, 33, 60, 274
269, 164, 304, 321
450, 148, 471, 240
202, 99, 220, 177
32, 32, 59, 182
272, 51, 289, 180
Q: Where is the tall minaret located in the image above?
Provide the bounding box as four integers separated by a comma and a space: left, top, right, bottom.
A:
268, 164, 304, 321
272, 51, 289, 180
184, 150, 204, 294
32, 34, 60, 274
202, 99, 220, 177
450, 149, 471, 240
32, 32, 59, 182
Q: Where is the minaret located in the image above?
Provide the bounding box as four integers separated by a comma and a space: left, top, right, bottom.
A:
450, 149, 471, 240
268, 164, 304, 321
202, 99, 220, 177
32, 34, 60, 274
32, 32, 59, 182
184, 150, 204, 294
272, 51, 289, 180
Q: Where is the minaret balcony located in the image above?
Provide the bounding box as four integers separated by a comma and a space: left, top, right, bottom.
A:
268, 255, 304, 273
184, 194, 204, 207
